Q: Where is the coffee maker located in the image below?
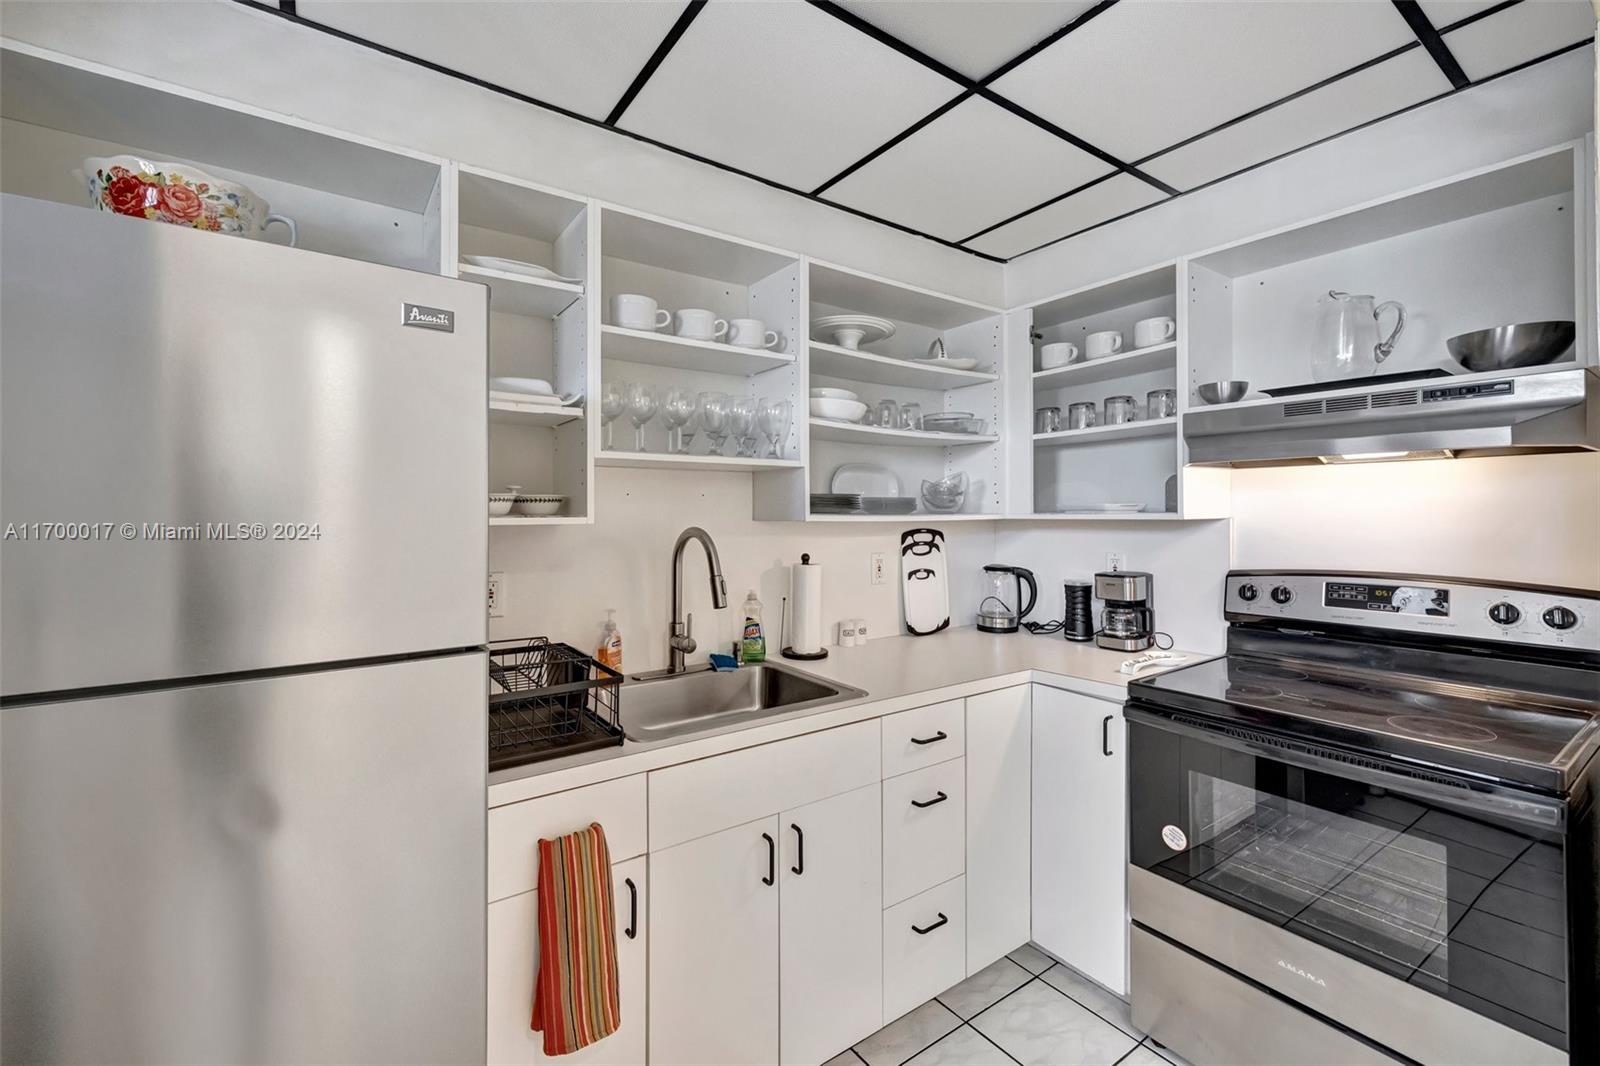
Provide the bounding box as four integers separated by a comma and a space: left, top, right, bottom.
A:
1094, 570, 1154, 651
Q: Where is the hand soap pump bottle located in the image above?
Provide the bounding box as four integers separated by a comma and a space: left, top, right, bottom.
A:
596, 609, 623, 673
741, 590, 766, 663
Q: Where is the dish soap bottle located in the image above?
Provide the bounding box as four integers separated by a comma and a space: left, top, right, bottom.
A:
596, 610, 623, 673
740, 591, 766, 663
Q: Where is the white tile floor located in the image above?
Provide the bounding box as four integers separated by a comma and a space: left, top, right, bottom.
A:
825, 945, 1194, 1066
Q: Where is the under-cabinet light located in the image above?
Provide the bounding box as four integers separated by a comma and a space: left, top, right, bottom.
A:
1317, 449, 1455, 464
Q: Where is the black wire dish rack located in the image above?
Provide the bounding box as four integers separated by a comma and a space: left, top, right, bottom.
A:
487, 637, 624, 770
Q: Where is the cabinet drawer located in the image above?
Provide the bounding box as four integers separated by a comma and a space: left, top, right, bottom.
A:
883, 876, 966, 1024
881, 700, 964, 778
487, 855, 646, 1066
489, 775, 647, 902
649, 720, 879, 850
882, 759, 965, 906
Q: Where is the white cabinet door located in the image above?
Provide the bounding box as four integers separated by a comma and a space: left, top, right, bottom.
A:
486, 855, 647, 1066
965, 685, 1031, 974
780, 783, 884, 1066
650, 817, 782, 1065
1032, 686, 1128, 994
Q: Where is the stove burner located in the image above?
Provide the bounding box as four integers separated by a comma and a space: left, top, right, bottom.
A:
1233, 663, 1310, 683
1226, 683, 1284, 700
1385, 715, 1499, 743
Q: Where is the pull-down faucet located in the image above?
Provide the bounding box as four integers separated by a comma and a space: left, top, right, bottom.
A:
668, 526, 728, 674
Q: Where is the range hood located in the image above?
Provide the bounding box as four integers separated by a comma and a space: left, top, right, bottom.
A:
1185, 367, 1599, 466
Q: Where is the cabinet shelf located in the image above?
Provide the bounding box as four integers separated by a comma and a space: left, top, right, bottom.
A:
809, 342, 997, 390
597, 450, 801, 473
459, 263, 582, 318
809, 419, 999, 447
490, 515, 588, 527
601, 325, 794, 376
1033, 341, 1175, 388
489, 397, 583, 427
1033, 417, 1176, 447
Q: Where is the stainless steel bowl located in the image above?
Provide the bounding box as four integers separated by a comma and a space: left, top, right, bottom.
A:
1446, 321, 1575, 373
1197, 380, 1249, 405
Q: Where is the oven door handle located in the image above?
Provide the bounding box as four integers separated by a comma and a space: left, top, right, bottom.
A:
1124, 704, 1566, 831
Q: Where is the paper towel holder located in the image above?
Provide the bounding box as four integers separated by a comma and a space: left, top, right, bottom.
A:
781, 552, 829, 661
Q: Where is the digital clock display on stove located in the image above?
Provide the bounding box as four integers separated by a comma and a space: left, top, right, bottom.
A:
1325, 582, 1450, 616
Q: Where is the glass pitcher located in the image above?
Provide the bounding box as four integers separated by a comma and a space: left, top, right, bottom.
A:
1311, 290, 1406, 382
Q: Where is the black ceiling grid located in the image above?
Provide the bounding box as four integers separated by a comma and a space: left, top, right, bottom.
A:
806, 0, 1180, 198
229, 0, 1006, 263
1003, 35, 1595, 262
1392, 0, 1471, 89
605, 0, 707, 126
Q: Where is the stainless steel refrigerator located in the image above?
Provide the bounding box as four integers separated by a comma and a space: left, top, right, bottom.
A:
1, 194, 488, 1064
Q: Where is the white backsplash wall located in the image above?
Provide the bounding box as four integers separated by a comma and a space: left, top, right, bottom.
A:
489, 468, 999, 673
1231, 452, 1600, 588
991, 520, 1234, 653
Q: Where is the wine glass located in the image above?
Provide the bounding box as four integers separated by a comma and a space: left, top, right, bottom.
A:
600, 381, 626, 451
624, 382, 658, 452
728, 396, 757, 457
697, 391, 730, 455
661, 387, 697, 455
757, 398, 792, 459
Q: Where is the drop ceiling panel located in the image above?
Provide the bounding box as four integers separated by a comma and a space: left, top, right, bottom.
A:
1143, 49, 1453, 192
295, 1, 682, 120
965, 173, 1164, 258
1443, 1, 1596, 81
1416, 1, 1504, 32
989, 1, 1418, 161
825, 97, 1112, 241
833, 0, 1100, 79
618, 0, 961, 190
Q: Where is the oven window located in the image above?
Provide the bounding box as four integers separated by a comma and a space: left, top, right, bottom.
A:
1131, 728, 1569, 1050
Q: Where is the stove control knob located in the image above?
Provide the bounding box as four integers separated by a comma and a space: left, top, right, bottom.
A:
1238, 583, 1259, 603
1487, 602, 1521, 627
1542, 606, 1578, 631
1270, 585, 1294, 605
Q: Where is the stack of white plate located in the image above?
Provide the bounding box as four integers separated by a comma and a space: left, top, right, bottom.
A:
809, 386, 866, 423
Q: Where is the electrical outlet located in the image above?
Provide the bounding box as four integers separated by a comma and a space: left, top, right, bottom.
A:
870, 552, 888, 586
488, 571, 505, 618
1105, 552, 1127, 573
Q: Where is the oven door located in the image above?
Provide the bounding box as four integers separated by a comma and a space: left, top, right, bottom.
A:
1126, 704, 1572, 1066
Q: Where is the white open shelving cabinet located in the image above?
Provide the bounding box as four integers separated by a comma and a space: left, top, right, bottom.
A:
4, 43, 1591, 532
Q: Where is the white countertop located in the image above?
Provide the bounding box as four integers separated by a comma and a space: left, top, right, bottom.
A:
487, 627, 1211, 808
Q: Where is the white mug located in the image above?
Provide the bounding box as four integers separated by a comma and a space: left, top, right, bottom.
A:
1085, 330, 1124, 360
1133, 316, 1176, 348
675, 308, 728, 342
611, 293, 671, 332
729, 318, 780, 350
1040, 342, 1079, 369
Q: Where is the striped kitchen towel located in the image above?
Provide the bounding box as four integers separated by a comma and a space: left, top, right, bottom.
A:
531, 822, 621, 1056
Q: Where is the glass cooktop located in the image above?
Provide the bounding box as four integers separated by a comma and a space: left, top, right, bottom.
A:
1132, 654, 1600, 793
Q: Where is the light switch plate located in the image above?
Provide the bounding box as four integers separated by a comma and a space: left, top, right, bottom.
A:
870, 552, 888, 586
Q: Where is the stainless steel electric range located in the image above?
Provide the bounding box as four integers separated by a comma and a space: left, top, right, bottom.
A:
1125, 570, 1599, 1066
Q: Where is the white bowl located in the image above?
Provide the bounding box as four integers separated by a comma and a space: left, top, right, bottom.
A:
513, 495, 565, 516
809, 398, 869, 423
809, 387, 859, 402
489, 495, 515, 517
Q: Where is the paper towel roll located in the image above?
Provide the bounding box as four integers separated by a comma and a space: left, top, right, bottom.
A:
790, 556, 824, 655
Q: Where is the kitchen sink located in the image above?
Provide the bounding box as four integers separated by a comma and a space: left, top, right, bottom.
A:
622, 661, 867, 742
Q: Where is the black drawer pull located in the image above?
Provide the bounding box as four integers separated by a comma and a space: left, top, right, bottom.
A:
1102, 714, 1114, 757
910, 730, 948, 746
761, 832, 775, 886
791, 822, 805, 876
911, 791, 949, 809
623, 877, 638, 940
912, 913, 949, 935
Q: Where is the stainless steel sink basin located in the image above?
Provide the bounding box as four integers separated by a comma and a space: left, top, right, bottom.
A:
622, 661, 867, 742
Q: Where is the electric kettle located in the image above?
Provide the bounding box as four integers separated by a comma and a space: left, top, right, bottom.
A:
978, 565, 1037, 634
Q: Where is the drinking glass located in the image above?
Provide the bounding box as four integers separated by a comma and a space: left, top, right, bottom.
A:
898, 402, 922, 431
1146, 388, 1178, 420
728, 396, 758, 457
698, 391, 731, 455
662, 387, 697, 454
757, 398, 792, 459
625, 382, 658, 451
875, 398, 899, 428
1067, 402, 1097, 429
1104, 394, 1137, 424
600, 381, 626, 451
